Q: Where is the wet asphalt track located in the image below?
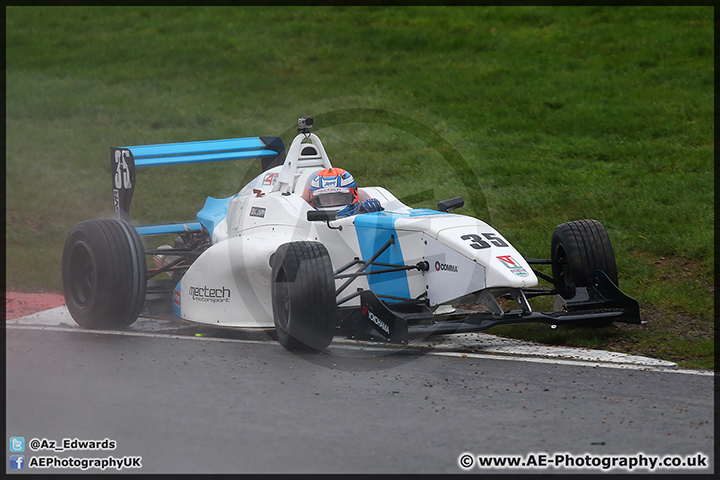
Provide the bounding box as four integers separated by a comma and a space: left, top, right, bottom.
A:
5, 323, 715, 474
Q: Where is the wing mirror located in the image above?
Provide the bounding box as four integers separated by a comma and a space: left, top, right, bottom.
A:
437, 196, 464, 212
307, 210, 342, 230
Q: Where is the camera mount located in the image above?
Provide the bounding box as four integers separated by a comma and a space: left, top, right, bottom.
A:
298, 116, 313, 136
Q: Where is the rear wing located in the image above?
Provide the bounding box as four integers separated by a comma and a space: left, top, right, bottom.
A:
111, 136, 285, 228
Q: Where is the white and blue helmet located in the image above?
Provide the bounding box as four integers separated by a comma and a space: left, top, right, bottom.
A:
309, 168, 359, 217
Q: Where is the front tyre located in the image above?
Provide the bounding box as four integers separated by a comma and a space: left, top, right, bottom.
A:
61, 219, 147, 329
271, 241, 337, 351
551, 219, 618, 327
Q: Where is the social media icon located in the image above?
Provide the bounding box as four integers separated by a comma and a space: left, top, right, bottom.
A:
9, 437, 24, 452
9, 455, 25, 470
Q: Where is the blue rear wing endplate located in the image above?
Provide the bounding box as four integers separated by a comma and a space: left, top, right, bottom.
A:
111, 135, 284, 225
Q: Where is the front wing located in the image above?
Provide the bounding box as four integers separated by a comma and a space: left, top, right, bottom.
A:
339, 271, 642, 345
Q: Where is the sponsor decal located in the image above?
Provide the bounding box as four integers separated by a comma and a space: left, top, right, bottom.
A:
434, 260, 459, 273
262, 172, 278, 185
362, 305, 390, 335
113, 189, 120, 215
173, 289, 181, 306
250, 206, 266, 218
496, 255, 529, 277
188, 285, 231, 303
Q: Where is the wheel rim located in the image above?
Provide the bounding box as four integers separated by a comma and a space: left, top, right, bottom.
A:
556, 245, 571, 287
67, 241, 96, 308
554, 243, 575, 299
276, 268, 291, 331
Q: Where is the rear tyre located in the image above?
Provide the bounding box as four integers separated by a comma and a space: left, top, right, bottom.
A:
61, 219, 147, 329
271, 241, 337, 351
551, 219, 618, 327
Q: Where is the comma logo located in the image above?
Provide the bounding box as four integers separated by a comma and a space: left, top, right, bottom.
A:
435, 261, 459, 273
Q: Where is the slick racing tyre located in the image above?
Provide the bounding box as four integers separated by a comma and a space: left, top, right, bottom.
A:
271, 241, 337, 351
62, 219, 147, 329
551, 219, 618, 327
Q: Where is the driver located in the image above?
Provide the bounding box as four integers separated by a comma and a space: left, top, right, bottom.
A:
309, 167, 383, 217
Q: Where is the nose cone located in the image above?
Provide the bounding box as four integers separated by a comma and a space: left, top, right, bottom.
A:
435, 225, 538, 289
487, 253, 537, 288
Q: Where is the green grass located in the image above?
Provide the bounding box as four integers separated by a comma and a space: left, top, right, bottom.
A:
5, 6, 714, 369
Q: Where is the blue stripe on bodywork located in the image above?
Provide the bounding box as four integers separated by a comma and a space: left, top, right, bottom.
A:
196, 195, 235, 236
134, 196, 235, 237
172, 279, 182, 318
353, 211, 411, 301
352, 208, 448, 301
408, 208, 446, 217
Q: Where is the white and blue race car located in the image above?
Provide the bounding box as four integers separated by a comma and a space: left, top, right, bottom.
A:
61, 117, 641, 351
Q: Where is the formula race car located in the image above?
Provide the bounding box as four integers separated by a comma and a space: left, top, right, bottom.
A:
61, 116, 642, 351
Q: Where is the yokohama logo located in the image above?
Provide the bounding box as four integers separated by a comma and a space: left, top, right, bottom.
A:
362, 305, 390, 334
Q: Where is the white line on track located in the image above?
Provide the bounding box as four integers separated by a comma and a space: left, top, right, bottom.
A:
423, 350, 714, 376
5, 322, 712, 377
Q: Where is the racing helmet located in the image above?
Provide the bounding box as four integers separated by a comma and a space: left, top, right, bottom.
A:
309, 167, 359, 217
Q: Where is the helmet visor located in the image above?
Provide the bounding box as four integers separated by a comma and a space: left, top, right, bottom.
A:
311, 188, 355, 209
